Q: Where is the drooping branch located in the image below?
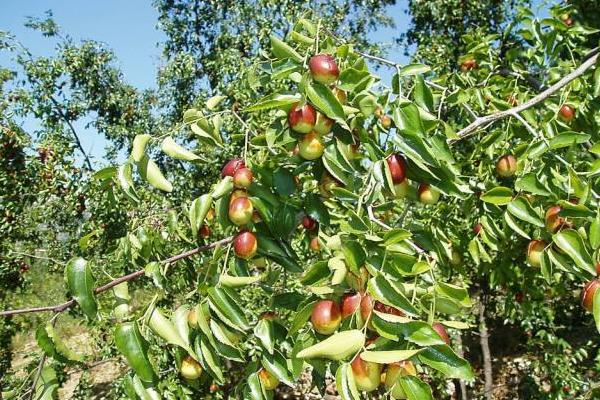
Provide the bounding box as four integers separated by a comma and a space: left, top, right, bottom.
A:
48, 95, 94, 171
0, 236, 234, 318
452, 49, 599, 142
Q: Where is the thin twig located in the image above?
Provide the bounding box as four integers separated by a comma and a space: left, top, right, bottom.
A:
9, 251, 64, 265
452, 49, 599, 143
48, 96, 93, 171
231, 110, 252, 163
28, 316, 58, 400
0, 236, 234, 318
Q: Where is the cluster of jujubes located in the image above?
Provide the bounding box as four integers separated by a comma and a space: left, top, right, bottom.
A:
221, 158, 258, 260
289, 54, 344, 160
309, 291, 450, 395
386, 154, 441, 204
526, 201, 577, 268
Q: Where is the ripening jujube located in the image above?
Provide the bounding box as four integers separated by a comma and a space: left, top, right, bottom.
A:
288, 103, 316, 133
233, 167, 253, 188
384, 361, 417, 399
526, 239, 546, 267
233, 230, 257, 259
314, 112, 334, 135
350, 353, 382, 392
417, 183, 440, 205
496, 154, 517, 178
308, 53, 339, 84
180, 356, 203, 380
581, 280, 600, 312
229, 196, 254, 226
559, 104, 575, 121
221, 158, 245, 178
386, 154, 407, 184
341, 292, 362, 319
432, 322, 451, 345
258, 368, 280, 390
298, 132, 324, 160
311, 299, 341, 335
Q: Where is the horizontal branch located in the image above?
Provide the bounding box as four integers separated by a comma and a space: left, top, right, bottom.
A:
452, 49, 599, 142
0, 236, 234, 318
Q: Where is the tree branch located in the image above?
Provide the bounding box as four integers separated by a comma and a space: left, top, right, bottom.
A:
48, 95, 94, 171
0, 236, 233, 318
452, 49, 599, 143
494, 67, 545, 91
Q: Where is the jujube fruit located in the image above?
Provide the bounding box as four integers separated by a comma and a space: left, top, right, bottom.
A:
233, 167, 253, 188
288, 103, 316, 133
308, 53, 339, 84
221, 158, 245, 178
229, 197, 253, 226
387, 154, 407, 184
581, 279, 600, 312
233, 230, 257, 259
258, 368, 280, 390
417, 183, 440, 205
298, 132, 324, 160
351, 353, 382, 392
180, 356, 202, 380
526, 240, 546, 267
311, 299, 341, 335
496, 154, 517, 178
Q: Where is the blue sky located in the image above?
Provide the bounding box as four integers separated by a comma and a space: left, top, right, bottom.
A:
0, 1, 409, 166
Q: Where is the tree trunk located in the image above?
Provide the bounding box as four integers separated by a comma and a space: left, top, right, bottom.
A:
454, 332, 469, 399
479, 297, 493, 400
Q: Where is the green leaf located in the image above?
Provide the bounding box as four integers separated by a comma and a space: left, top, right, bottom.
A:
246, 93, 301, 112
306, 82, 347, 128
65, 257, 97, 320
296, 330, 365, 360
273, 168, 296, 197
36, 322, 84, 364
549, 132, 591, 149
131, 134, 151, 163
383, 229, 412, 246
206, 95, 226, 110
161, 137, 200, 161
413, 75, 433, 112
114, 323, 156, 383
435, 282, 471, 307
399, 375, 434, 400
189, 194, 213, 236
288, 300, 317, 336
593, 289, 600, 334
481, 186, 513, 205
360, 349, 422, 364
507, 197, 544, 227
270, 36, 303, 62
137, 155, 173, 192
207, 287, 250, 331
368, 275, 419, 316
504, 211, 530, 239
254, 319, 275, 354
34, 366, 59, 400
418, 345, 474, 380
262, 351, 293, 386
514, 173, 551, 196
336, 363, 360, 400
371, 315, 446, 346
552, 229, 594, 274
147, 306, 193, 354
590, 212, 600, 250
398, 64, 431, 76
305, 193, 330, 226
198, 339, 224, 383
341, 241, 366, 272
